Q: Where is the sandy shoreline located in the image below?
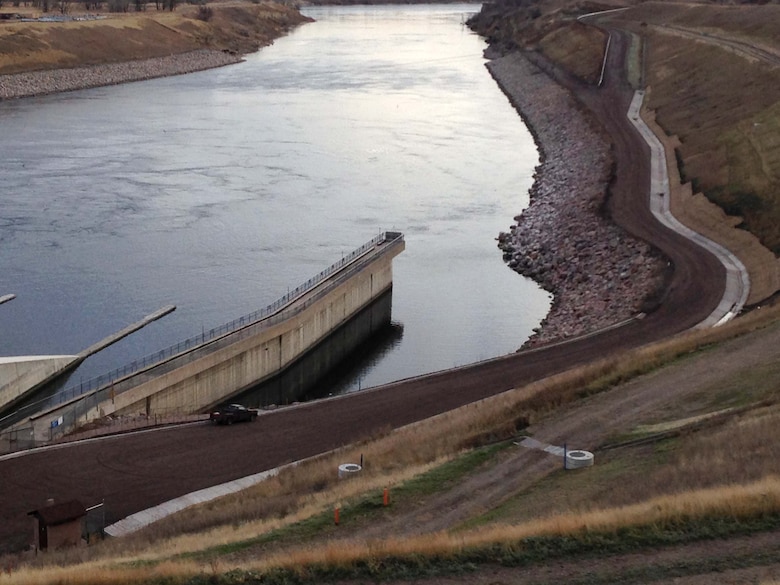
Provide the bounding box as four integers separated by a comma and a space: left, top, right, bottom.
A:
1, 48, 664, 349
487, 52, 665, 348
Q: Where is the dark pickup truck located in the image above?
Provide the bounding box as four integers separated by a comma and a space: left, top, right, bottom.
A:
209, 404, 258, 425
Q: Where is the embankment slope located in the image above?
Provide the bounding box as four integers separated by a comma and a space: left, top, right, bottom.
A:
0, 1, 311, 98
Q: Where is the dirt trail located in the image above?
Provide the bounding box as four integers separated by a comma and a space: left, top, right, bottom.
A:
652, 24, 780, 66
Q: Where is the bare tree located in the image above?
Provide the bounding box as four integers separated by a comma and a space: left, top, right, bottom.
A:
33, 0, 52, 13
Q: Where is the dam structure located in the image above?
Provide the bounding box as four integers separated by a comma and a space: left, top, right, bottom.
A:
3, 232, 404, 451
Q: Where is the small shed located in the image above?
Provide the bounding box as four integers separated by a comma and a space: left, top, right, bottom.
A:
28, 499, 86, 551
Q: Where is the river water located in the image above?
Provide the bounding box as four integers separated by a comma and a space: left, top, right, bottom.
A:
0, 4, 549, 400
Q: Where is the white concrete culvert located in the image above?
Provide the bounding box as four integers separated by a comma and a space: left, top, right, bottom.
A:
338, 463, 362, 479
565, 450, 595, 470
516, 437, 594, 470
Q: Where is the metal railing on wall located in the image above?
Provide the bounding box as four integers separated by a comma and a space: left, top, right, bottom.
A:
52, 232, 400, 407
0, 232, 405, 453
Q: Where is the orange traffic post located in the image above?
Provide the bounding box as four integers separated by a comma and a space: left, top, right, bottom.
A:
383, 488, 389, 507
334, 507, 340, 526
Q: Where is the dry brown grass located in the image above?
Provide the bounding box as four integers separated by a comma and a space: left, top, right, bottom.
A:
624, 2, 780, 49
497, 402, 780, 524
5, 475, 780, 584
641, 103, 780, 304
614, 3, 780, 259
539, 20, 606, 84
255, 476, 780, 571
0, 2, 309, 75
0, 561, 195, 585
0, 14, 198, 73
646, 405, 780, 491
652, 37, 780, 251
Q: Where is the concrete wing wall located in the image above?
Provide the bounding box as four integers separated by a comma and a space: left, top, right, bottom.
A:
0, 356, 79, 411
26, 235, 403, 442
115, 251, 398, 416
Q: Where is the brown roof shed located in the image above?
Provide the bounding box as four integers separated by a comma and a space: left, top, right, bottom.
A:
28, 500, 86, 551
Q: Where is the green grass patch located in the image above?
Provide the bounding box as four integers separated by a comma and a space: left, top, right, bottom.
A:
625, 31, 643, 89
689, 359, 780, 411
459, 440, 680, 531
390, 440, 510, 499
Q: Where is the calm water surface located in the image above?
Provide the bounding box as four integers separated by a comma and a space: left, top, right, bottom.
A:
0, 4, 550, 400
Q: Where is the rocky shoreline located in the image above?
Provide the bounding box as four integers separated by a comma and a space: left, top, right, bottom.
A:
487, 52, 665, 348
0, 49, 243, 100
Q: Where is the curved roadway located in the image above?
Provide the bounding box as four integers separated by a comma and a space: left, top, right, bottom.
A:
0, 29, 728, 552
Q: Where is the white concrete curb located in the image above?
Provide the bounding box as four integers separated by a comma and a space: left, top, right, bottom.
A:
105, 463, 289, 537
515, 436, 566, 457
628, 90, 750, 328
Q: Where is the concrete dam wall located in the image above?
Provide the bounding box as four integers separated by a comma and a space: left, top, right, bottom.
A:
233, 289, 398, 409
21, 233, 404, 446
0, 355, 79, 414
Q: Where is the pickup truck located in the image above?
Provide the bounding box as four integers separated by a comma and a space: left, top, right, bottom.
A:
209, 404, 258, 425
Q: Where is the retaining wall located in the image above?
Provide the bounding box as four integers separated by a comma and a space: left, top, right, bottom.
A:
27, 234, 404, 442
0, 356, 78, 413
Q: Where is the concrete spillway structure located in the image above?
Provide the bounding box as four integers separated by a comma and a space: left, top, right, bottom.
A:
0, 306, 177, 422
26, 232, 404, 444
0, 356, 80, 413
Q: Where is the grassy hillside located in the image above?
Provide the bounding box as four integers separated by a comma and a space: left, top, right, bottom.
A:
0, 1, 311, 75
616, 3, 780, 256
